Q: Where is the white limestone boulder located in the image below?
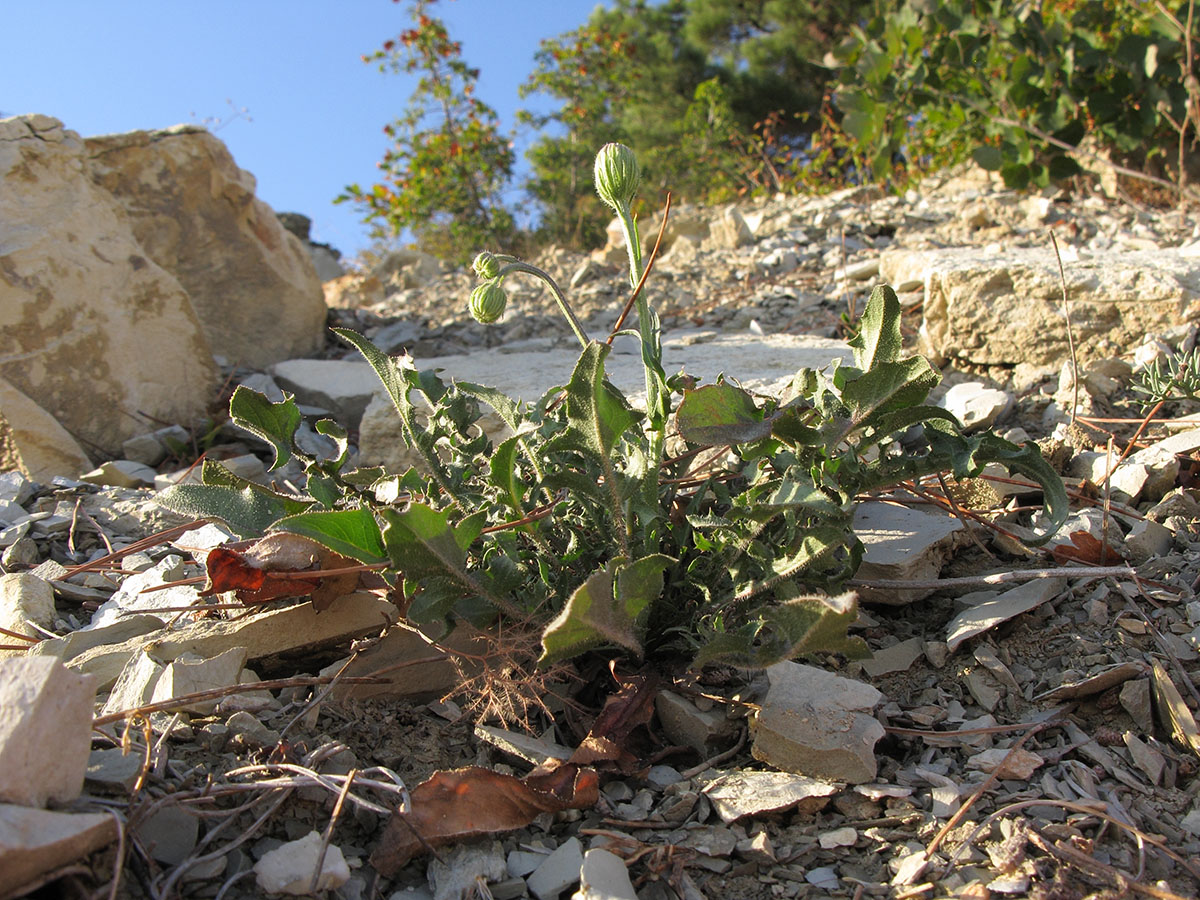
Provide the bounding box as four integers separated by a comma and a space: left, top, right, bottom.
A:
0, 114, 218, 467
86, 124, 326, 367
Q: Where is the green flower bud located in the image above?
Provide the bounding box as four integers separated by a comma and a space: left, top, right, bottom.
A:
469, 279, 508, 324
473, 250, 500, 281
594, 142, 640, 211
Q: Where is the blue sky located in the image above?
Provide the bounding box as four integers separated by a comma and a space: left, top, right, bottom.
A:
4, 1, 607, 258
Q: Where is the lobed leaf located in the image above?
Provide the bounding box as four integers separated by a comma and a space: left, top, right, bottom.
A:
228, 386, 302, 472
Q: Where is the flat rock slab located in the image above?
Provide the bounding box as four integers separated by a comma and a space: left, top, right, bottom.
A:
700, 769, 839, 823
46, 592, 396, 693
852, 502, 965, 604
880, 247, 1200, 366
752, 661, 884, 784
345, 331, 851, 470
946, 577, 1068, 653
0, 804, 117, 895
0, 657, 96, 806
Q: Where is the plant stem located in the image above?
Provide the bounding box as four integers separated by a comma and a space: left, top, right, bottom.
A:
495, 258, 590, 348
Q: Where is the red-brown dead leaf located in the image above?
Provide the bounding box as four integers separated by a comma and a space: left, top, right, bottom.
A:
569, 673, 657, 773
200, 533, 361, 609
369, 764, 599, 874
1051, 531, 1125, 565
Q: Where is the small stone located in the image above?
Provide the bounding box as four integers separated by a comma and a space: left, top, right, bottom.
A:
734, 832, 776, 865
226, 711, 280, 749
0, 573, 56, 650
572, 848, 638, 900
1120, 678, 1154, 732
940, 382, 1013, 432
654, 690, 736, 755
507, 848, 546, 878
862, 637, 924, 677
79, 460, 157, 489
1, 538, 39, 569
967, 747, 1044, 780
645, 765, 683, 791
701, 769, 837, 823
428, 841, 506, 900
85, 747, 144, 792
806, 866, 840, 889
818, 826, 857, 849
133, 804, 199, 864
752, 661, 884, 783
923, 640, 949, 668
254, 831, 350, 895
0, 657, 96, 806
1124, 519, 1173, 564
527, 836, 584, 900
150, 648, 250, 715
0, 805, 117, 896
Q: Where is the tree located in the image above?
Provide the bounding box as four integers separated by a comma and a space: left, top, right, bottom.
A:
338, 0, 515, 263
518, 0, 868, 249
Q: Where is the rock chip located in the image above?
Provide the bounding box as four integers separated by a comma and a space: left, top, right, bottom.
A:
527, 836, 584, 900
0, 805, 116, 895
751, 661, 884, 784
572, 848, 638, 900
254, 830, 350, 895
0, 657, 96, 806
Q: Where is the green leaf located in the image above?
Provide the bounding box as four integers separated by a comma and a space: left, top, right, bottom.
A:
334, 327, 464, 507
676, 383, 773, 446
489, 434, 527, 515
271, 507, 387, 563
971, 144, 1004, 171
229, 386, 301, 472
458, 381, 525, 434
380, 503, 483, 582
540, 554, 674, 663
552, 342, 641, 460
694, 591, 867, 669
847, 285, 904, 370
840, 358, 942, 429
155, 484, 302, 538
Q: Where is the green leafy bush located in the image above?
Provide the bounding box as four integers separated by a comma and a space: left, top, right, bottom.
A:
830, 0, 1197, 192
165, 145, 1066, 670
337, 0, 516, 262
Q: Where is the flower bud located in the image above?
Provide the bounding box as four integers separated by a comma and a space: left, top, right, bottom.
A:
472, 250, 500, 281
594, 142, 640, 211
469, 279, 508, 324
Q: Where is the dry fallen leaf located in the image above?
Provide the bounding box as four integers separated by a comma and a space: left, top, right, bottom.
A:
1150, 661, 1200, 755
200, 533, 361, 610
1050, 531, 1124, 565
370, 671, 658, 873
370, 763, 598, 874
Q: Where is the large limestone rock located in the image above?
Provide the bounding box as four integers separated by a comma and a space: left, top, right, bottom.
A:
0, 115, 218, 467
880, 247, 1200, 366
86, 124, 326, 366
0, 376, 93, 480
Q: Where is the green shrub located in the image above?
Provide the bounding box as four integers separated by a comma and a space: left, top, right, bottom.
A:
830, 0, 1197, 192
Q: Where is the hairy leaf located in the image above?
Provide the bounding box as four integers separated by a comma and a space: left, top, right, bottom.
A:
229, 386, 301, 471
847, 284, 904, 370
271, 507, 387, 564
540, 554, 673, 663
694, 591, 866, 669
156, 484, 305, 539
676, 382, 774, 446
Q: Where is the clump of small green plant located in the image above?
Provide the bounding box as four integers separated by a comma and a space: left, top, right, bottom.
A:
161, 144, 1066, 670
1133, 346, 1200, 409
